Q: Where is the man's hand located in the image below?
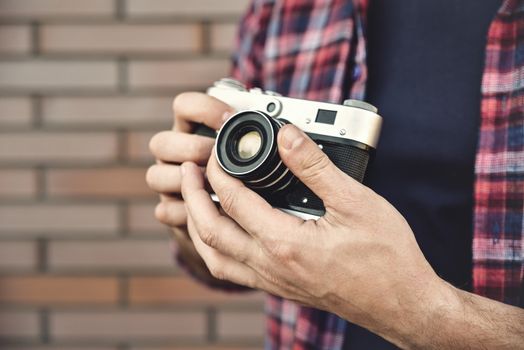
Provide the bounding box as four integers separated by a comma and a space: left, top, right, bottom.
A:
146, 92, 239, 287
181, 123, 440, 343
181, 124, 524, 349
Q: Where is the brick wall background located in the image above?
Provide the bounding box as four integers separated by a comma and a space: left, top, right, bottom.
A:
0, 1, 265, 349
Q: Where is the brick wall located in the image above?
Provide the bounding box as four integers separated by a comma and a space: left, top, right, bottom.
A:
0, 1, 265, 349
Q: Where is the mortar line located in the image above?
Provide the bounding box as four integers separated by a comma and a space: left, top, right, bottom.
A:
117, 57, 129, 93
201, 20, 212, 55
40, 307, 50, 344
115, 0, 126, 20
37, 237, 48, 273
30, 20, 40, 56
207, 306, 218, 343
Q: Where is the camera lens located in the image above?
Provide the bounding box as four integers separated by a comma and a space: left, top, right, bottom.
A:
237, 130, 262, 159
215, 111, 295, 193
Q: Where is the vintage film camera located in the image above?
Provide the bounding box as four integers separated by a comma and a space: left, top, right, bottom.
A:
199, 78, 383, 220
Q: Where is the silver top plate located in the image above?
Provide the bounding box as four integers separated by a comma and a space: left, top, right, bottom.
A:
207, 79, 382, 148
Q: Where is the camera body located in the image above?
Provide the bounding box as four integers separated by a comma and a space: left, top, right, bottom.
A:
205, 78, 383, 220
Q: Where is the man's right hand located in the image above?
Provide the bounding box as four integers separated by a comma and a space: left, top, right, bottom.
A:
146, 91, 237, 287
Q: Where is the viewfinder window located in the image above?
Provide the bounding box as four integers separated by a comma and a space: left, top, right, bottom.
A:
315, 109, 337, 125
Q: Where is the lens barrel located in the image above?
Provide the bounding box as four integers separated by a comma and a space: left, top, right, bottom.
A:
215, 111, 294, 193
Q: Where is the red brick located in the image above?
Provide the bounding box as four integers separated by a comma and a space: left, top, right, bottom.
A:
0, 97, 33, 128
0, 132, 118, 164
217, 311, 265, 340
0, 242, 36, 270
128, 202, 168, 234
41, 24, 200, 54
0, 61, 117, 92
0, 1, 272, 347
50, 311, 205, 340
48, 239, 175, 271
42, 96, 172, 129
0, 0, 114, 19
46, 167, 153, 198
128, 59, 230, 90
126, 0, 248, 17
0, 25, 32, 54
0, 276, 119, 305
0, 204, 119, 234
0, 169, 37, 198
126, 131, 156, 162
129, 276, 264, 305
0, 311, 39, 337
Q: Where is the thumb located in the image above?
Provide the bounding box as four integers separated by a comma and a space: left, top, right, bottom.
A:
277, 124, 359, 207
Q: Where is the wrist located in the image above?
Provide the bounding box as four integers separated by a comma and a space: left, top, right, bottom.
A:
396, 277, 463, 349
332, 271, 461, 349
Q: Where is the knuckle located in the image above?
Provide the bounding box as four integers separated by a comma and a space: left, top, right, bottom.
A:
265, 238, 296, 263
243, 275, 258, 289
172, 92, 191, 115
219, 189, 238, 215
148, 134, 159, 154
300, 152, 331, 184
148, 132, 167, 156
199, 224, 219, 248
208, 263, 226, 280
145, 165, 157, 189
154, 203, 167, 223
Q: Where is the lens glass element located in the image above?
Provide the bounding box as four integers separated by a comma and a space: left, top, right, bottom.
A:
237, 130, 262, 159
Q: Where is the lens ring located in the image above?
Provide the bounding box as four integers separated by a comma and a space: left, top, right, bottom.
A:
216, 111, 277, 176
215, 111, 293, 193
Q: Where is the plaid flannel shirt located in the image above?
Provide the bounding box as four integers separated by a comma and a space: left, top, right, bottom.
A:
216, 0, 523, 348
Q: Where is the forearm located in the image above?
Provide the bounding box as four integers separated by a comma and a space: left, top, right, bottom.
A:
415, 281, 524, 350
367, 278, 524, 349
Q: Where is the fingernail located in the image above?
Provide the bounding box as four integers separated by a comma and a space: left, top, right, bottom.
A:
281, 125, 304, 150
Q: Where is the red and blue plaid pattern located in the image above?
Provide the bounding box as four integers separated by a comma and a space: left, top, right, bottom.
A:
473, 0, 524, 306
233, 1, 368, 348
231, 0, 524, 348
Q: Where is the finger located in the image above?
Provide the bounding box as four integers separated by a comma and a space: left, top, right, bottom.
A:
155, 200, 187, 227
277, 124, 362, 209
146, 164, 182, 193
181, 162, 258, 264
172, 92, 235, 132
187, 215, 258, 288
149, 131, 215, 165
206, 155, 302, 239
147, 164, 208, 194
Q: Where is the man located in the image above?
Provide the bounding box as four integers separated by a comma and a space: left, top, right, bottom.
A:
147, 0, 523, 348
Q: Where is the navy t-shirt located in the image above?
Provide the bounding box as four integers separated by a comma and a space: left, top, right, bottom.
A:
343, 1, 502, 348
